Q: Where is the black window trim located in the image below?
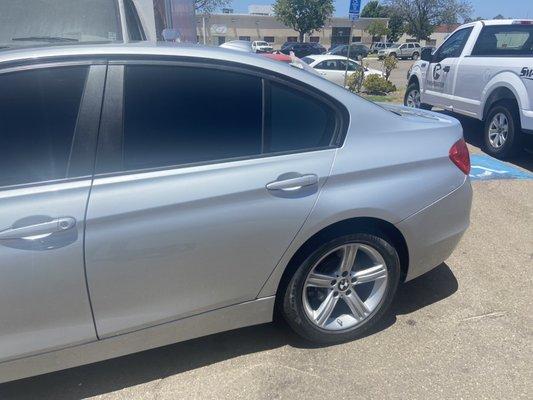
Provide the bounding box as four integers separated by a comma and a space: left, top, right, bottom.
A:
0, 60, 106, 192
94, 57, 349, 179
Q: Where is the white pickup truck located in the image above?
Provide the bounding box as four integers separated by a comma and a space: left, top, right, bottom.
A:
405, 19, 533, 159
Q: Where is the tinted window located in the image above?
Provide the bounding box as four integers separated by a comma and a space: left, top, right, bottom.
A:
266, 82, 335, 153
435, 28, 473, 61
0, 67, 87, 187
123, 66, 262, 170
472, 25, 533, 56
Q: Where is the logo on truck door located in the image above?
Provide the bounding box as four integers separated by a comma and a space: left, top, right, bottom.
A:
520, 67, 533, 81
433, 63, 442, 80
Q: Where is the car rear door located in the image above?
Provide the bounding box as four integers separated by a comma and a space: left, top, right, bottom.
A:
0, 62, 105, 362
84, 61, 342, 337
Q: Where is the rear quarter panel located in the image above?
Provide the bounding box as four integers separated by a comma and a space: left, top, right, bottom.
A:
259, 97, 467, 297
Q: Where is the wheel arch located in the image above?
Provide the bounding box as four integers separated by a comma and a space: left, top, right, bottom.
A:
408, 74, 420, 88
481, 74, 529, 120
272, 217, 409, 309
482, 86, 519, 120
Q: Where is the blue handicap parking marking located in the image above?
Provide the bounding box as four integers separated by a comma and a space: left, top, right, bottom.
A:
469, 155, 533, 181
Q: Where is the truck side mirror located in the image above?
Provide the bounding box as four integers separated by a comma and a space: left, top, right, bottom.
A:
421, 48, 433, 62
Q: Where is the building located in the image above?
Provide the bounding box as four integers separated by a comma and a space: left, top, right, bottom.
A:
398, 24, 460, 47
196, 13, 389, 49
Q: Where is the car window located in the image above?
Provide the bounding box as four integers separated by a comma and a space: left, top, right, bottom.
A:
435, 27, 473, 62
472, 25, 533, 56
338, 60, 360, 72
415, 43, 420, 48
301, 57, 315, 65
408, 44, 414, 48
315, 60, 338, 70
0, 66, 88, 188
124, 0, 145, 41
123, 66, 263, 170
266, 82, 336, 153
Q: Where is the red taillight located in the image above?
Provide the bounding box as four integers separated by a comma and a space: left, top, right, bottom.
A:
449, 139, 471, 175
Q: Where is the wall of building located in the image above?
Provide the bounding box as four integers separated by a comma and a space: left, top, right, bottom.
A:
196, 14, 389, 49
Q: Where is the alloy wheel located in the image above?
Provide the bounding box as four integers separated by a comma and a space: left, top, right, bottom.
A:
488, 112, 509, 149
406, 88, 421, 108
302, 243, 388, 331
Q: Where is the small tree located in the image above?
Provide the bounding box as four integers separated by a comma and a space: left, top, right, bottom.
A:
386, 0, 472, 41
347, 69, 365, 93
273, 0, 335, 42
382, 55, 397, 81
367, 21, 389, 39
361, 1, 385, 18
195, 0, 231, 13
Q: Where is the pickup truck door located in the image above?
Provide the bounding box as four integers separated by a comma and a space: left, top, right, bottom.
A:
423, 27, 473, 110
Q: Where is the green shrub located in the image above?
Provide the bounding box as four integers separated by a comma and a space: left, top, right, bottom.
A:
363, 74, 397, 94
382, 55, 398, 81
346, 68, 365, 93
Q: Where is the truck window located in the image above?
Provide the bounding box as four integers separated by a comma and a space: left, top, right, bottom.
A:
472, 25, 533, 56
434, 27, 473, 62
0, 0, 123, 48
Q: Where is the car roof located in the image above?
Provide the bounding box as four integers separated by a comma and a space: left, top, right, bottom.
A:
1, 42, 340, 85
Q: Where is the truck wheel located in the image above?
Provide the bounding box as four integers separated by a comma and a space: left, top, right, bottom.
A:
484, 100, 523, 159
412, 52, 419, 60
404, 83, 432, 110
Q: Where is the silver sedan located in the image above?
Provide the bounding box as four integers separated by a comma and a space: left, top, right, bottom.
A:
0, 44, 472, 383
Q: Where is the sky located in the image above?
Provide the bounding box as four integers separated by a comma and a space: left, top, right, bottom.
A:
229, 0, 532, 19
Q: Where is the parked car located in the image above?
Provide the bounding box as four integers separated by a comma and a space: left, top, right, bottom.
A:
219, 40, 253, 52
0, 43, 472, 383
370, 42, 394, 53
252, 40, 273, 53
328, 43, 370, 60
280, 42, 324, 58
379, 43, 421, 60
261, 51, 321, 76
302, 55, 382, 86
405, 19, 533, 159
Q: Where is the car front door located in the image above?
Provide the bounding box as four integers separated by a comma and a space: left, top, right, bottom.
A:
84, 63, 341, 337
0, 63, 104, 362
423, 27, 473, 109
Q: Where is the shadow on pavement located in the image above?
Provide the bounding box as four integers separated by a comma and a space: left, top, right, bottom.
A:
0, 263, 457, 400
437, 111, 533, 172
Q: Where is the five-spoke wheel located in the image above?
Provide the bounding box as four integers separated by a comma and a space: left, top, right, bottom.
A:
281, 233, 400, 344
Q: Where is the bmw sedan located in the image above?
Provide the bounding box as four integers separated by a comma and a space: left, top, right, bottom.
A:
0, 43, 472, 383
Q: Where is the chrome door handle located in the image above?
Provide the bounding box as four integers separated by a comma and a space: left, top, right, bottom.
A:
266, 174, 318, 192
0, 217, 76, 240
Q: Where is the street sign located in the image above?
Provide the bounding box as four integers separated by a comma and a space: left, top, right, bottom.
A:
349, 0, 361, 21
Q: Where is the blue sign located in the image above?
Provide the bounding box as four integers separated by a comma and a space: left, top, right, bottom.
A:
469, 155, 533, 181
349, 0, 361, 21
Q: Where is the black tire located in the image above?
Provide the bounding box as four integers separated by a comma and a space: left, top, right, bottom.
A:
412, 52, 419, 60
404, 82, 432, 110
281, 233, 401, 345
390, 52, 397, 59
483, 100, 523, 159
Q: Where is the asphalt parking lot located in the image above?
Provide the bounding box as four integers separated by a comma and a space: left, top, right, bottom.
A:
1, 86, 532, 400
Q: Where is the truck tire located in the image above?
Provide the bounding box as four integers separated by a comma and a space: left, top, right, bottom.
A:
484, 100, 523, 159
412, 52, 419, 60
404, 82, 432, 110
